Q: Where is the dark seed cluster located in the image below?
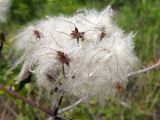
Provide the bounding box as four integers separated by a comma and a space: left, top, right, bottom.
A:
56, 51, 71, 66
70, 27, 85, 44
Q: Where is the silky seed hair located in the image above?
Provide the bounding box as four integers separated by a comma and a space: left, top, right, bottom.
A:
0, 0, 11, 22
13, 6, 140, 101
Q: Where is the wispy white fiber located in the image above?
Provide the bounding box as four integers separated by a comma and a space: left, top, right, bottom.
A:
0, 0, 11, 22
13, 6, 139, 101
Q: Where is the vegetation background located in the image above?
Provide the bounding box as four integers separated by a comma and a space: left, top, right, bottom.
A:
0, 0, 159, 120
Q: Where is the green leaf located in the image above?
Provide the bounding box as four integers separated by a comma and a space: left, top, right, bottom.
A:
0, 90, 4, 95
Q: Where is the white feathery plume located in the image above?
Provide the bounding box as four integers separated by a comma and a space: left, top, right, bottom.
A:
0, 0, 11, 22
13, 6, 140, 101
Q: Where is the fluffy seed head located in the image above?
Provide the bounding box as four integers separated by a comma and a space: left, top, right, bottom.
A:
0, 0, 11, 22
13, 6, 140, 101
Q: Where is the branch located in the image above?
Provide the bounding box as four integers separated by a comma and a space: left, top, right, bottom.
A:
59, 97, 86, 114
127, 58, 160, 78
0, 84, 54, 116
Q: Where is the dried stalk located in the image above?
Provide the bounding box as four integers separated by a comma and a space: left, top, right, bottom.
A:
127, 59, 160, 77
0, 84, 54, 116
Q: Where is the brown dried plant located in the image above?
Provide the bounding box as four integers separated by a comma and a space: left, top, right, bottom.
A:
70, 27, 85, 44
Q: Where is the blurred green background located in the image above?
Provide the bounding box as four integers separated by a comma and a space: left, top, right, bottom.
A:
0, 0, 160, 120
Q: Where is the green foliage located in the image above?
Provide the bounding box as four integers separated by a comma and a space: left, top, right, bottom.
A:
9, 0, 47, 23
0, 0, 159, 120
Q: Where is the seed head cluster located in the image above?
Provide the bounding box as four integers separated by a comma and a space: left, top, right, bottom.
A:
13, 6, 139, 101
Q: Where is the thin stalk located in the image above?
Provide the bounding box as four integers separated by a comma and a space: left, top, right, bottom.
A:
53, 64, 65, 116
0, 84, 53, 116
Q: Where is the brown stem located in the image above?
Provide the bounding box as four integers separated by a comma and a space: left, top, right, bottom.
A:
0, 84, 53, 116
53, 96, 64, 116
53, 64, 65, 116
127, 58, 160, 78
